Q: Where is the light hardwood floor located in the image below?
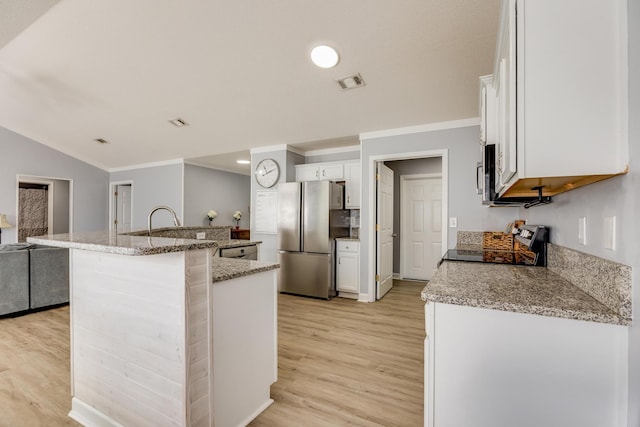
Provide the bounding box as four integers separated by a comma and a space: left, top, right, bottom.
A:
250, 280, 425, 426
0, 280, 424, 426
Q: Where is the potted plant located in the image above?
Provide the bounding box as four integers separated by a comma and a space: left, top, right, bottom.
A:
207, 210, 217, 226
232, 211, 242, 229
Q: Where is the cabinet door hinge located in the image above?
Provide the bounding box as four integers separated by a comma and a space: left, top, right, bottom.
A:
375, 274, 380, 281
376, 173, 380, 181
375, 224, 380, 232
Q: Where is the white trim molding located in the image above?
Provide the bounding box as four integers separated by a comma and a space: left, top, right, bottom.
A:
304, 145, 361, 157
360, 118, 479, 141
108, 158, 184, 173
366, 149, 449, 302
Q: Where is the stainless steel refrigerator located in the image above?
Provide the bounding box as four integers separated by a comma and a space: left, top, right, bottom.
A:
277, 181, 350, 299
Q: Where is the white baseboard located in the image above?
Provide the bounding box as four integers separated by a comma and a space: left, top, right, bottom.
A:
393, 272, 401, 279
69, 397, 124, 427
357, 293, 370, 302
337, 291, 358, 300
237, 398, 274, 427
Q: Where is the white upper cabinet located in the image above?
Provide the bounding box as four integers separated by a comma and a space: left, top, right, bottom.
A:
295, 162, 344, 182
344, 161, 361, 209
486, 0, 628, 198
479, 75, 497, 146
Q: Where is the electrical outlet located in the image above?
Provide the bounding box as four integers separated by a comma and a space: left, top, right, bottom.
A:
604, 216, 616, 250
449, 217, 457, 228
578, 217, 587, 245
196, 232, 206, 240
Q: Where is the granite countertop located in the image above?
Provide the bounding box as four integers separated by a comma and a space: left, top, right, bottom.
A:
211, 257, 279, 283
336, 237, 360, 241
27, 231, 218, 256
216, 239, 262, 249
421, 261, 628, 326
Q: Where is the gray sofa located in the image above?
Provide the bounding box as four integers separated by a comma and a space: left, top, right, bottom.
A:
0, 243, 69, 316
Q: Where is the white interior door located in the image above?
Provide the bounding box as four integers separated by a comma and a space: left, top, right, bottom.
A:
401, 175, 442, 280
376, 163, 394, 300
114, 184, 132, 233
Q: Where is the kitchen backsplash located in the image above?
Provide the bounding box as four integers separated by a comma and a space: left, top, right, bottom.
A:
456, 231, 483, 247
350, 209, 360, 238
453, 230, 632, 322
547, 244, 632, 321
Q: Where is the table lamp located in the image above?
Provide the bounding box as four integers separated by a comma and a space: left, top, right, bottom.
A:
0, 214, 13, 244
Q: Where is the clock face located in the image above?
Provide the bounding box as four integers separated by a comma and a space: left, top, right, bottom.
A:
255, 158, 280, 188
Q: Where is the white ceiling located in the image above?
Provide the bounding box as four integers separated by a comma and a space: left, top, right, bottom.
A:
0, 0, 500, 172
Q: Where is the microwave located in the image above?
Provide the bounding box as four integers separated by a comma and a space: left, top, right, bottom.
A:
477, 145, 550, 207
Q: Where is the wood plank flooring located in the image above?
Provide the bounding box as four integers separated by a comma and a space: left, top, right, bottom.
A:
250, 280, 425, 427
0, 280, 424, 427
0, 306, 79, 427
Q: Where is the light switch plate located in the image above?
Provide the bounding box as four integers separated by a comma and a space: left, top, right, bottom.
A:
196, 232, 206, 240
578, 217, 587, 245
449, 217, 457, 228
603, 216, 616, 250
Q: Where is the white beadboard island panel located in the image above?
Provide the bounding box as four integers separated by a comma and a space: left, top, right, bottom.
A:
60, 238, 280, 427
69, 249, 194, 427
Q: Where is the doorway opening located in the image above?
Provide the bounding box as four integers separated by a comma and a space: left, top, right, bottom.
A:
369, 149, 448, 302
16, 175, 72, 242
110, 181, 133, 233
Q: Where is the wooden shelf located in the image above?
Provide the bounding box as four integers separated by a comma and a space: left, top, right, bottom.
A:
231, 228, 250, 240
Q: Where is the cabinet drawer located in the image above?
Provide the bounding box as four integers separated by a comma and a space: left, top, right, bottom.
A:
336, 240, 359, 253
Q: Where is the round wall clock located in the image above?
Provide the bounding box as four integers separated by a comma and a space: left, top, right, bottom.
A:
254, 158, 280, 188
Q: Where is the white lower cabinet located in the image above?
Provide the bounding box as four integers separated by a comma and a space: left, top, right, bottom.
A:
336, 240, 359, 294
425, 302, 628, 427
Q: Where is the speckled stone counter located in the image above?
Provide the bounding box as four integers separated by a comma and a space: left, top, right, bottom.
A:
211, 257, 279, 283
421, 261, 629, 325
216, 239, 262, 249
335, 237, 360, 241
27, 231, 217, 256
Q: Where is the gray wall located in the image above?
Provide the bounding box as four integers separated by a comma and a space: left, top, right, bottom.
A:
360, 125, 520, 298
305, 149, 360, 163
183, 164, 250, 227
110, 163, 183, 230
386, 157, 443, 273
1, 127, 108, 242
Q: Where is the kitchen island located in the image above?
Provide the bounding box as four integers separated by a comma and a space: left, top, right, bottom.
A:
27, 231, 279, 427
421, 258, 631, 427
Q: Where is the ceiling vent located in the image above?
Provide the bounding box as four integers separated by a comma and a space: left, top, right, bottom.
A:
169, 118, 189, 127
336, 73, 365, 90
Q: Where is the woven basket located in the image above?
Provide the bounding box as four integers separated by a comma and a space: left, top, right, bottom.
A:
483, 251, 514, 264
482, 232, 514, 250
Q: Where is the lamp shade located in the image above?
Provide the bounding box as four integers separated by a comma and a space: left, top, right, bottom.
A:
0, 214, 13, 228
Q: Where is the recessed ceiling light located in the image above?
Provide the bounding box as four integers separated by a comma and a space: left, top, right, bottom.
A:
94, 138, 109, 144
311, 45, 339, 68
236, 159, 250, 165
169, 118, 189, 127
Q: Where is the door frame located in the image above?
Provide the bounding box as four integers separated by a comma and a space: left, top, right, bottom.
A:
366, 149, 448, 302
109, 180, 134, 232
399, 173, 443, 280
16, 175, 74, 238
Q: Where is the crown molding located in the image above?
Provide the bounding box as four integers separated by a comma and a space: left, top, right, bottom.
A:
359, 117, 479, 141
